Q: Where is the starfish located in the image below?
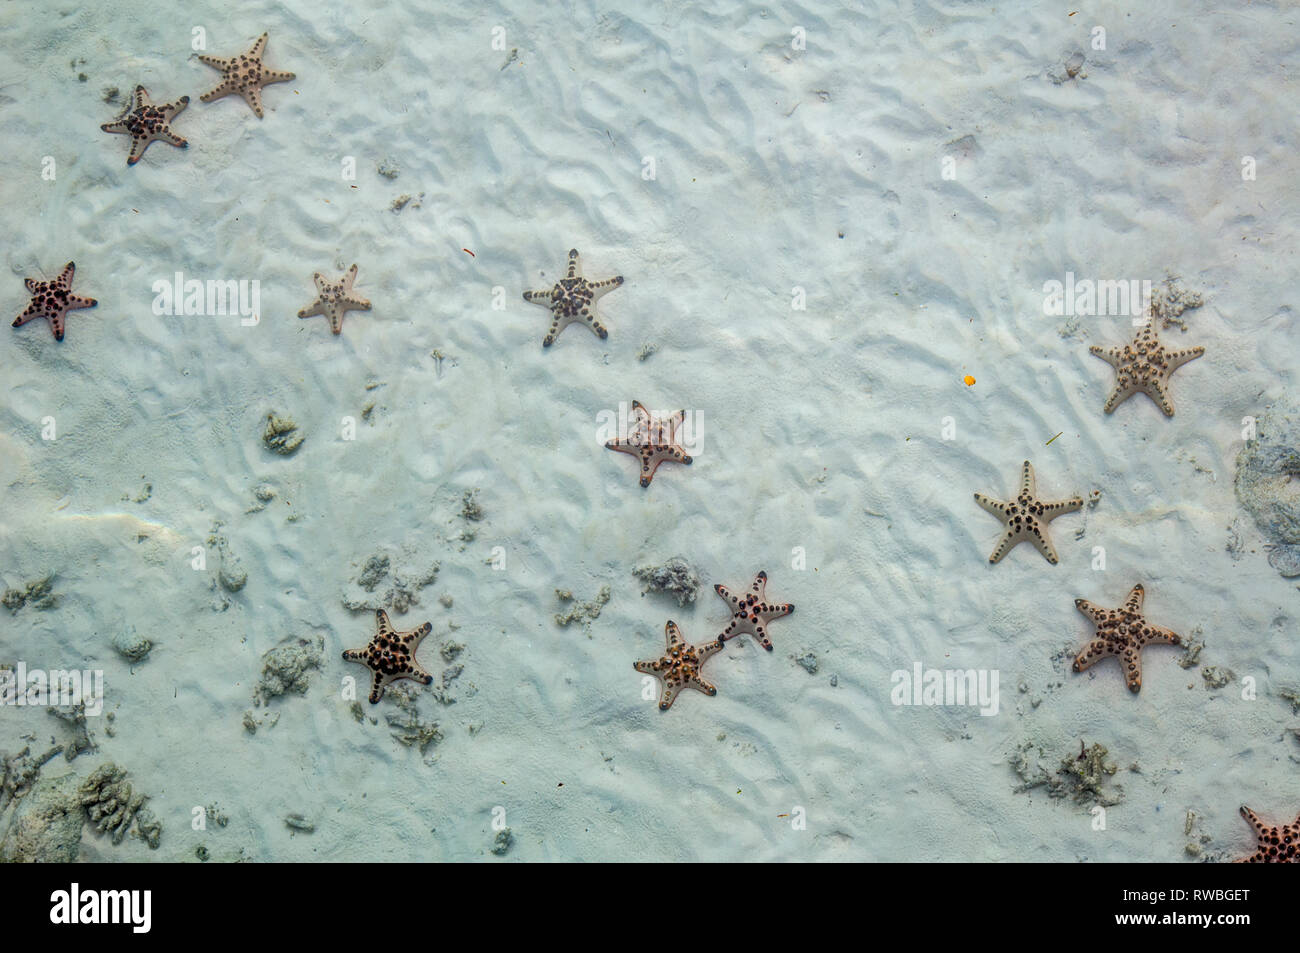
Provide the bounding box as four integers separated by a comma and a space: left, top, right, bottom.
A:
1089, 320, 1204, 416
522, 248, 624, 346
341, 609, 434, 704
974, 460, 1082, 564
633, 620, 724, 711
12, 262, 97, 342
604, 400, 693, 487
198, 32, 295, 118
100, 85, 189, 166
1235, 805, 1300, 863
297, 264, 371, 335
1071, 583, 1182, 693
714, 570, 794, 652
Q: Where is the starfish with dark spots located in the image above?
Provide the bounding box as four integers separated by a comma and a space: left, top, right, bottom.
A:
604, 400, 693, 488
100, 86, 189, 166
633, 620, 724, 712
1071, 583, 1182, 693
1235, 806, 1300, 863
522, 248, 623, 346
714, 570, 794, 652
12, 262, 97, 342
198, 32, 295, 118
974, 460, 1082, 565
1089, 320, 1204, 416
297, 264, 371, 335
341, 608, 434, 704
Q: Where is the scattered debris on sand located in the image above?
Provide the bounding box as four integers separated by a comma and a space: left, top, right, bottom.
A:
48, 703, 97, 761
1235, 402, 1300, 580
632, 557, 700, 606
491, 827, 514, 856
342, 550, 440, 614
1011, 740, 1124, 807
253, 634, 324, 706
554, 585, 611, 635
263, 412, 305, 456
79, 762, 162, 849
2, 573, 59, 613
111, 624, 154, 664
1150, 275, 1204, 331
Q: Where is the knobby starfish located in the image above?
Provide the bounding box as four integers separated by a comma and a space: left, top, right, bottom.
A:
341, 609, 434, 704
198, 32, 295, 118
12, 262, 97, 342
1089, 320, 1204, 416
633, 621, 724, 711
1072, 583, 1182, 693
714, 570, 794, 652
1235, 805, 1300, 863
974, 460, 1082, 564
604, 400, 693, 487
522, 248, 623, 346
297, 264, 371, 335
100, 86, 189, 166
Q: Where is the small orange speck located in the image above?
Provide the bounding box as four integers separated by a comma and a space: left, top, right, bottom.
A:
963, 375, 976, 386
463, 248, 475, 257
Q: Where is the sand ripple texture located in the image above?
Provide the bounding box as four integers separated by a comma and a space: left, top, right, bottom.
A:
1, 1, 1298, 860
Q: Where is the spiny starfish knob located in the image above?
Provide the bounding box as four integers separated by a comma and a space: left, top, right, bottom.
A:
633, 621, 724, 711
714, 570, 794, 652
341, 609, 434, 704
12, 262, 97, 342
1089, 320, 1204, 416
198, 32, 296, 119
1235, 806, 1300, 863
1071, 583, 1182, 693
100, 85, 189, 166
522, 248, 623, 347
973, 460, 1082, 564
604, 400, 693, 487
297, 264, 371, 335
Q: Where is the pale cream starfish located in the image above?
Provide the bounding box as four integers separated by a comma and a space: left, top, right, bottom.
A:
974, 460, 1082, 564
633, 621, 724, 711
604, 400, 693, 487
522, 248, 623, 346
1072, 583, 1182, 693
198, 32, 295, 119
297, 264, 371, 335
341, 609, 434, 704
1089, 320, 1204, 416
714, 570, 794, 652
100, 86, 189, 166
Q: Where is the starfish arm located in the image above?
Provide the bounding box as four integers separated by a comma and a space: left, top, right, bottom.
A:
249, 33, 269, 58
566, 249, 580, 278
1164, 345, 1205, 372
65, 294, 97, 311
522, 288, 555, 305
162, 97, 190, 119
402, 622, 432, 647
12, 304, 41, 327
340, 293, 372, 310
657, 683, 680, 710
197, 54, 232, 71
1102, 381, 1137, 414
125, 136, 151, 165
326, 307, 344, 334
640, 451, 667, 487
1140, 624, 1181, 647
1123, 584, 1145, 612
687, 674, 718, 697
100, 118, 129, 133
629, 400, 651, 424
241, 86, 266, 118
341, 648, 365, 661
263, 69, 296, 85
664, 621, 683, 649
1074, 598, 1106, 623
580, 307, 608, 339
973, 493, 1010, 517
632, 659, 659, 675
1072, 638, 1112, 673
199, 79, 235, 102
589, 275, 624, 299
718, 619, 741, 640
714, 583, 739, 607
1029, 525, 1061, 564
297, 300, 325, 318
697, 638, 725, 663
59, 262, 75, 284
1040, 497, 1083, 517
1142, 376, 1176, 416
1019, 460, 1036, 495
408, 665, 434, 686
23, 278, 39, 293
1120, 647, 1143, 692
542, 312, 575, 346
340, 264, 359, 289
375, 609, 394, 637
154, 128, 188, 148
1240, 805, 1268, 836
49, 314, 66, 340
987, 527, 1020, 564
764, 603, 795, 621
368, 671, 386, 704
749, 626, 774, 651
1088, 344, 1125, 368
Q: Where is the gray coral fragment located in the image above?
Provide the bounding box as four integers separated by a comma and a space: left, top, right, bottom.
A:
1236, 403, 1300, 578
78, 762, 161, 849
632, 557, 701, 607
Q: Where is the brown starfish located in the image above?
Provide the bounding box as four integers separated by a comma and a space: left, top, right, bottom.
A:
1071, 583, 1182, 693
198, 32, 295, 118
522, 248, 623, 346
633, 621, 724, 711
604, 400, 693, 488
714, 570, 794, 652
341, 609, 434, 704
1235, 806, 1300, 863
1089, 320, 1204, 416
974, 460, 1082, 565
297, 264, 371, 335
100, 85, 189, 166
12, 262, 97, 342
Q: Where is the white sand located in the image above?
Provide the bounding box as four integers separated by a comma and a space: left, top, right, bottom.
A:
1, 0, 1298, 861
